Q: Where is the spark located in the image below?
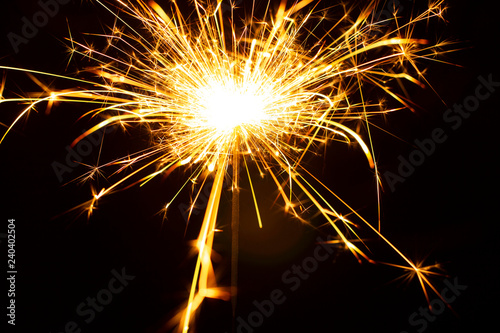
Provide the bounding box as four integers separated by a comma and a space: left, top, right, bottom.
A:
1, 0, 454, 331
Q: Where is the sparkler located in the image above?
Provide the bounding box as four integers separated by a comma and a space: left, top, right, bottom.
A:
1, 0, 454, 332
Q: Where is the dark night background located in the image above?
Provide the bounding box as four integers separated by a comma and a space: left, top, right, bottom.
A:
1, 1, 499, 332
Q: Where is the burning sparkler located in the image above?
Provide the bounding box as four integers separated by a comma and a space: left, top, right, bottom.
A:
1, 0, 454, 332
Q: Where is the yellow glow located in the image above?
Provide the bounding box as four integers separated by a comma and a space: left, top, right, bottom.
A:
199, 85, 266, 133
180, 156, 192, 165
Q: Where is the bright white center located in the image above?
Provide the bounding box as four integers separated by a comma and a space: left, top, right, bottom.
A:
203, 87, 266, 132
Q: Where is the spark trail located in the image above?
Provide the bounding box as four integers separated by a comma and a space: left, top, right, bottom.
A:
0, 1, 453, 331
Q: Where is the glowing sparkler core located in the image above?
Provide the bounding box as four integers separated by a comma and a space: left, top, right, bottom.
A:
198, 84, 267, 133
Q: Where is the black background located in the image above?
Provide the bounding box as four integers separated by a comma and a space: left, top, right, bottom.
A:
1, 1, 499, 333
